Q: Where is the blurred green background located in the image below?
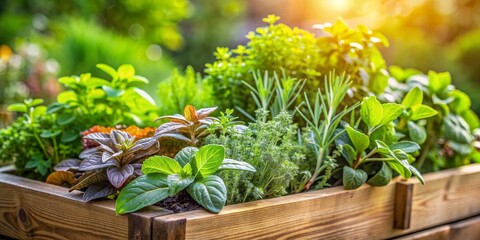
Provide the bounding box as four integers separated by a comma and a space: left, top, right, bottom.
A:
1, 0, 479, 112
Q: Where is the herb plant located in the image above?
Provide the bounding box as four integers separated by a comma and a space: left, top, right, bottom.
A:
60, 130, 159, 201
0, 99, 81, 180
115, 144, 255, 214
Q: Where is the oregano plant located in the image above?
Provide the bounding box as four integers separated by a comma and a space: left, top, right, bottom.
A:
115, 144, 255, 214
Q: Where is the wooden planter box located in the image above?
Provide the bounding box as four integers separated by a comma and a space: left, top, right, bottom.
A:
1, 164, 480, 239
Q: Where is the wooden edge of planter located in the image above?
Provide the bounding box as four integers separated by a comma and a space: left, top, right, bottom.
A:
151, 163, 480, 240
393, 163, 480, 233
0, 172, 174, 240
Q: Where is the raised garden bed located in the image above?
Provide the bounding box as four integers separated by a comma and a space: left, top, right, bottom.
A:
1, 163, 480, 239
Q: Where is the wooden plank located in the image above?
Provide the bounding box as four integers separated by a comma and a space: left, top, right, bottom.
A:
0, 173, 128, 239
450, 215, 480, 240
406, 164, 480, 230
394, 181, 414, 229
392, 225, 450, 240
152, 164, 480, 239
128, 207, 173, 240
153, 218, 186, 240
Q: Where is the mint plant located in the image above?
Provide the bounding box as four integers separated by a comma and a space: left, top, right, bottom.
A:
115, 144, 255, 214
340, 96, 425, 189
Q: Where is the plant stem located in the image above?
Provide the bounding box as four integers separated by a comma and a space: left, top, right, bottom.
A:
304, 147, 325, 190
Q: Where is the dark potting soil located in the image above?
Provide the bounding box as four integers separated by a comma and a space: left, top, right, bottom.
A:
155, 190, 202, 213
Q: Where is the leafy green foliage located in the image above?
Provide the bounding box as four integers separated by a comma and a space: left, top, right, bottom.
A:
0, 99, 81, 180
206, 110, 305, 203
157, 66, 215, 116
205, 15, 389, 115
116, 144, 255, 214
61, 130, 160, 201
49, 64, 157, 137
296, 73, 359, 191
390, 68, 479, 171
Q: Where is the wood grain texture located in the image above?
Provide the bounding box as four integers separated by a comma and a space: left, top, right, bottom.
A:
153, 218, 186, 240
152, 164, 480, 240
0, 173, 128, 239
450, 215, 480, 240
128, 207, 173, 240
407, 164, 480, 230
393, 225, 450, 240
394, 182, 414, 229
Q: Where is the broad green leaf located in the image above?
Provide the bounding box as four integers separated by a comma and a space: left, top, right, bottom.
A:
341, 144, 356, 166
360, 96, 383, 128
40, 129, 61, 138
387, 149, 412, 179
462, 110, 480, 130
57, 113, 76, 125
87, 77, 111, 87
402, 87, 423, 108
407, 121, 427, 144
444, 114, 472, 144
410, 105, 438, 121
346, 126, 370, 153
192, 145, 225, 178
369, 71, 389, 94
61, 129, 79, 143
7, 103, 27, 113
390, 141, 420, 154
409, 166, 425, 185
142, 156, 182, 175
218, 159, 256, 172
386, 161, 411, 179
449, 90, 471, 114
116, 173, 169, 214
167, 174, 194, 196
375, 140, 390, 155
367, 162, 392, 186
343, 166, 368, 190
26, 98, 44, 107
133, 87, 156, 105
187, 175, 227, 213
380, 103, 404, 125
32, 106, 47, 117
57, 91, 77, 104
47, 102, 66, 114
96, 63, 118, 79
180, 163, 192, 177
118, 64, 135, 79
102, 86, 125, 98
428, 71, 451, 94
175, 147, 198, 167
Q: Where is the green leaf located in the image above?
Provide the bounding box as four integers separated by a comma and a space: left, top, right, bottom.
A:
96, 63, 118, 80
40, 129, 61, 138
102, 86, 125, 98
343, 166, 368, 190
167, 174, 194, 196
341, 144, 356, 166
390, 141, 420, 154
387, 150, 412, 179
47, 102, 66, 114
118, 64, 135, 79
346, 126, 370, 153
386, 161, 411, 179
218, 159, 256, 172
402, 87, 423, 108
57, 91, 77, 104
27, 98, 44, 107
192, 145, 225, 179
360, 96, 383, 128
133, 87, 156, 105
7, 103, 27, 113
444, 114, 472, 144
32, 106, 47, 117
449, 90, 471, 114
380, 103, 404, 125
142, 156, 182, 175
407, 121, 427, 144
410, 105, 438, 121
409, 166, 425, 185
180, 163, 192, 177
428, 71, 451, 94
187, 175, 227, 213
462, 110, 480, 130
61, 129, 79, 143
367, 162, 392, 186
57, 113, 76, 125
115, 173, 170, 214
174, 147, 198, 167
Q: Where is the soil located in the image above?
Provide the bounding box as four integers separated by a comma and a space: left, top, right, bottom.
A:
155, 190, 202, 213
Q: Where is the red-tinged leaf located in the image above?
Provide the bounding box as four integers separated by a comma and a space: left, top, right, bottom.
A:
84, 133, 112, 146
158, 133, 191, 143
83, 183, 118, 202
128, 137, 158, 153
184, 105, 197, 121
54, 159, 82, 171
46, 171, 77, 187
155, 114, 189, 124
102, 150, 123, 163
79, 147, 100, 159
107, 164, 135, 188
79, 152, 118, 171
131, 163, 143, 176
196, 107, 217, 119
69, 172, 109, 192
154, 122, 186, 137
110, 130, 133, 146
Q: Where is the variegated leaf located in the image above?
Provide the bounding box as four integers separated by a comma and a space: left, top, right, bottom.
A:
107, 164, 135, 188
54, 158, 82, 171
